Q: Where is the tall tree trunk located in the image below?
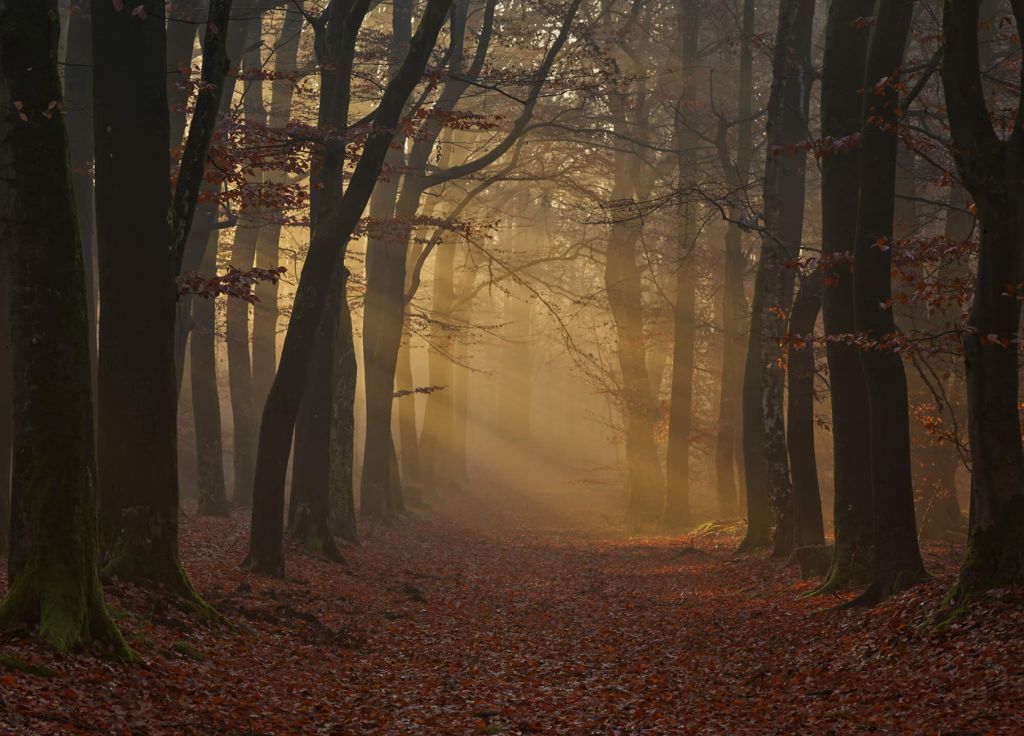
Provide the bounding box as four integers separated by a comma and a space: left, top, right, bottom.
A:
0, 0, 128, 652
941, 0, 1024, 599
191, 232, 229, 516
329, 275, 358, 541
816, 0, 875, 591
664, 0, 700, 530
850, 0, 925, 604
740, 0, 815, 556
603, 98, 663, 525
245, 0, 453, 574
714, 0, 753, 520
786, 271, 825, 547
289, 265, 345, 561
227, 45, 267, 507
65, 0, 97, 378
420, 239, 457, 493
359, 0, 413, 521
92, 0, 199, 597
253, 2, 305, 412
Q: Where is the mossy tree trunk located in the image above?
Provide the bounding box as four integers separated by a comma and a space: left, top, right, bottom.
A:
0, 0, 128, 653
941, 0, 1024, 597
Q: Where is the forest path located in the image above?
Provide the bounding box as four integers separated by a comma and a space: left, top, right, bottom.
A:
1, 488, 1022, 734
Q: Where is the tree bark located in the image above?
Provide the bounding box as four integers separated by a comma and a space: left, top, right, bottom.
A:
849, 0, 926, 605
786, 271, 824, 547
253, 2, 305, 412
191, 232, 229, 516
813, 0, 876, 591
941, 0, 1024, 599
740, 0, 814, 556
93, 0, 195, 595
663, 0, 700, 530
713, 0, 753, 520
0, 0, 128, 653
226, 44, 267, 507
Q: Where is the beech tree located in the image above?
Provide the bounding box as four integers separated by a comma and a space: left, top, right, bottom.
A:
0, 0, 127, 653
941, 0, 1024, 597
245, 0, 454, 575
92, 0, 234, 598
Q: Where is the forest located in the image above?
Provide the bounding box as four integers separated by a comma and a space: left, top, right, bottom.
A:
0, 0, 1023, 732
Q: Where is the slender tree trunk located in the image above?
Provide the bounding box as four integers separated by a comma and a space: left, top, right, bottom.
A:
0, 0, 128, 653
227, 45, 267, 507
253, 2, 305, 412
245, 0, 453, 574
360, 0, 413, 521
167, 0, 203, 149
192, 232, 229, 516
850, 0, 926, 604
740, 0, 815, 556
664, 0, 700, 530
812, 0, 876, 591
329, 275, 358, 541
714, 0, 753, 520
420, 240, 457, 493
604, 99, 663, 524
786, 271, 824, 547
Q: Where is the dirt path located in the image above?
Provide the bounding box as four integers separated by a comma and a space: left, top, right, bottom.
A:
1, 491, 1022, 734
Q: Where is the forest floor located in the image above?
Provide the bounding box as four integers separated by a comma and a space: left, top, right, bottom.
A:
0, 487, 1023, 735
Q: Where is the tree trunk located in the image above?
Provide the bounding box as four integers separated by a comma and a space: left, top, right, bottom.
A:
941, 0, 1024, 598
245, 0, 453, 574
714, 0, 753, 520
253, 1, 305, 413
663, 0, 700, 530
92, 0, 201, 598
0, 0, 128, 653
741, 0, 815, 556
0, 231, 11, 556
191, 232, 229, 516
786, 271, 825, 547
65, 0, 97, 378
813, 0, 876, 591
329, 275, 358, 541
227, 45, 267, 507
289, 266, 345, 561
849, 0, 926, 604
420, 239, 457, 493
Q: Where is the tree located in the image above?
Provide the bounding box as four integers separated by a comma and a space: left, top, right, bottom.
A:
739, 0, 814, 555
712, 0, 754, 520
814, 0, 875, 591
93, 0, 234, 598
245, 0, 455, 575
663, 0, 702, 530
941, 0, 1024, 598
0, 0, 127, 653
849, 0, 926, 604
